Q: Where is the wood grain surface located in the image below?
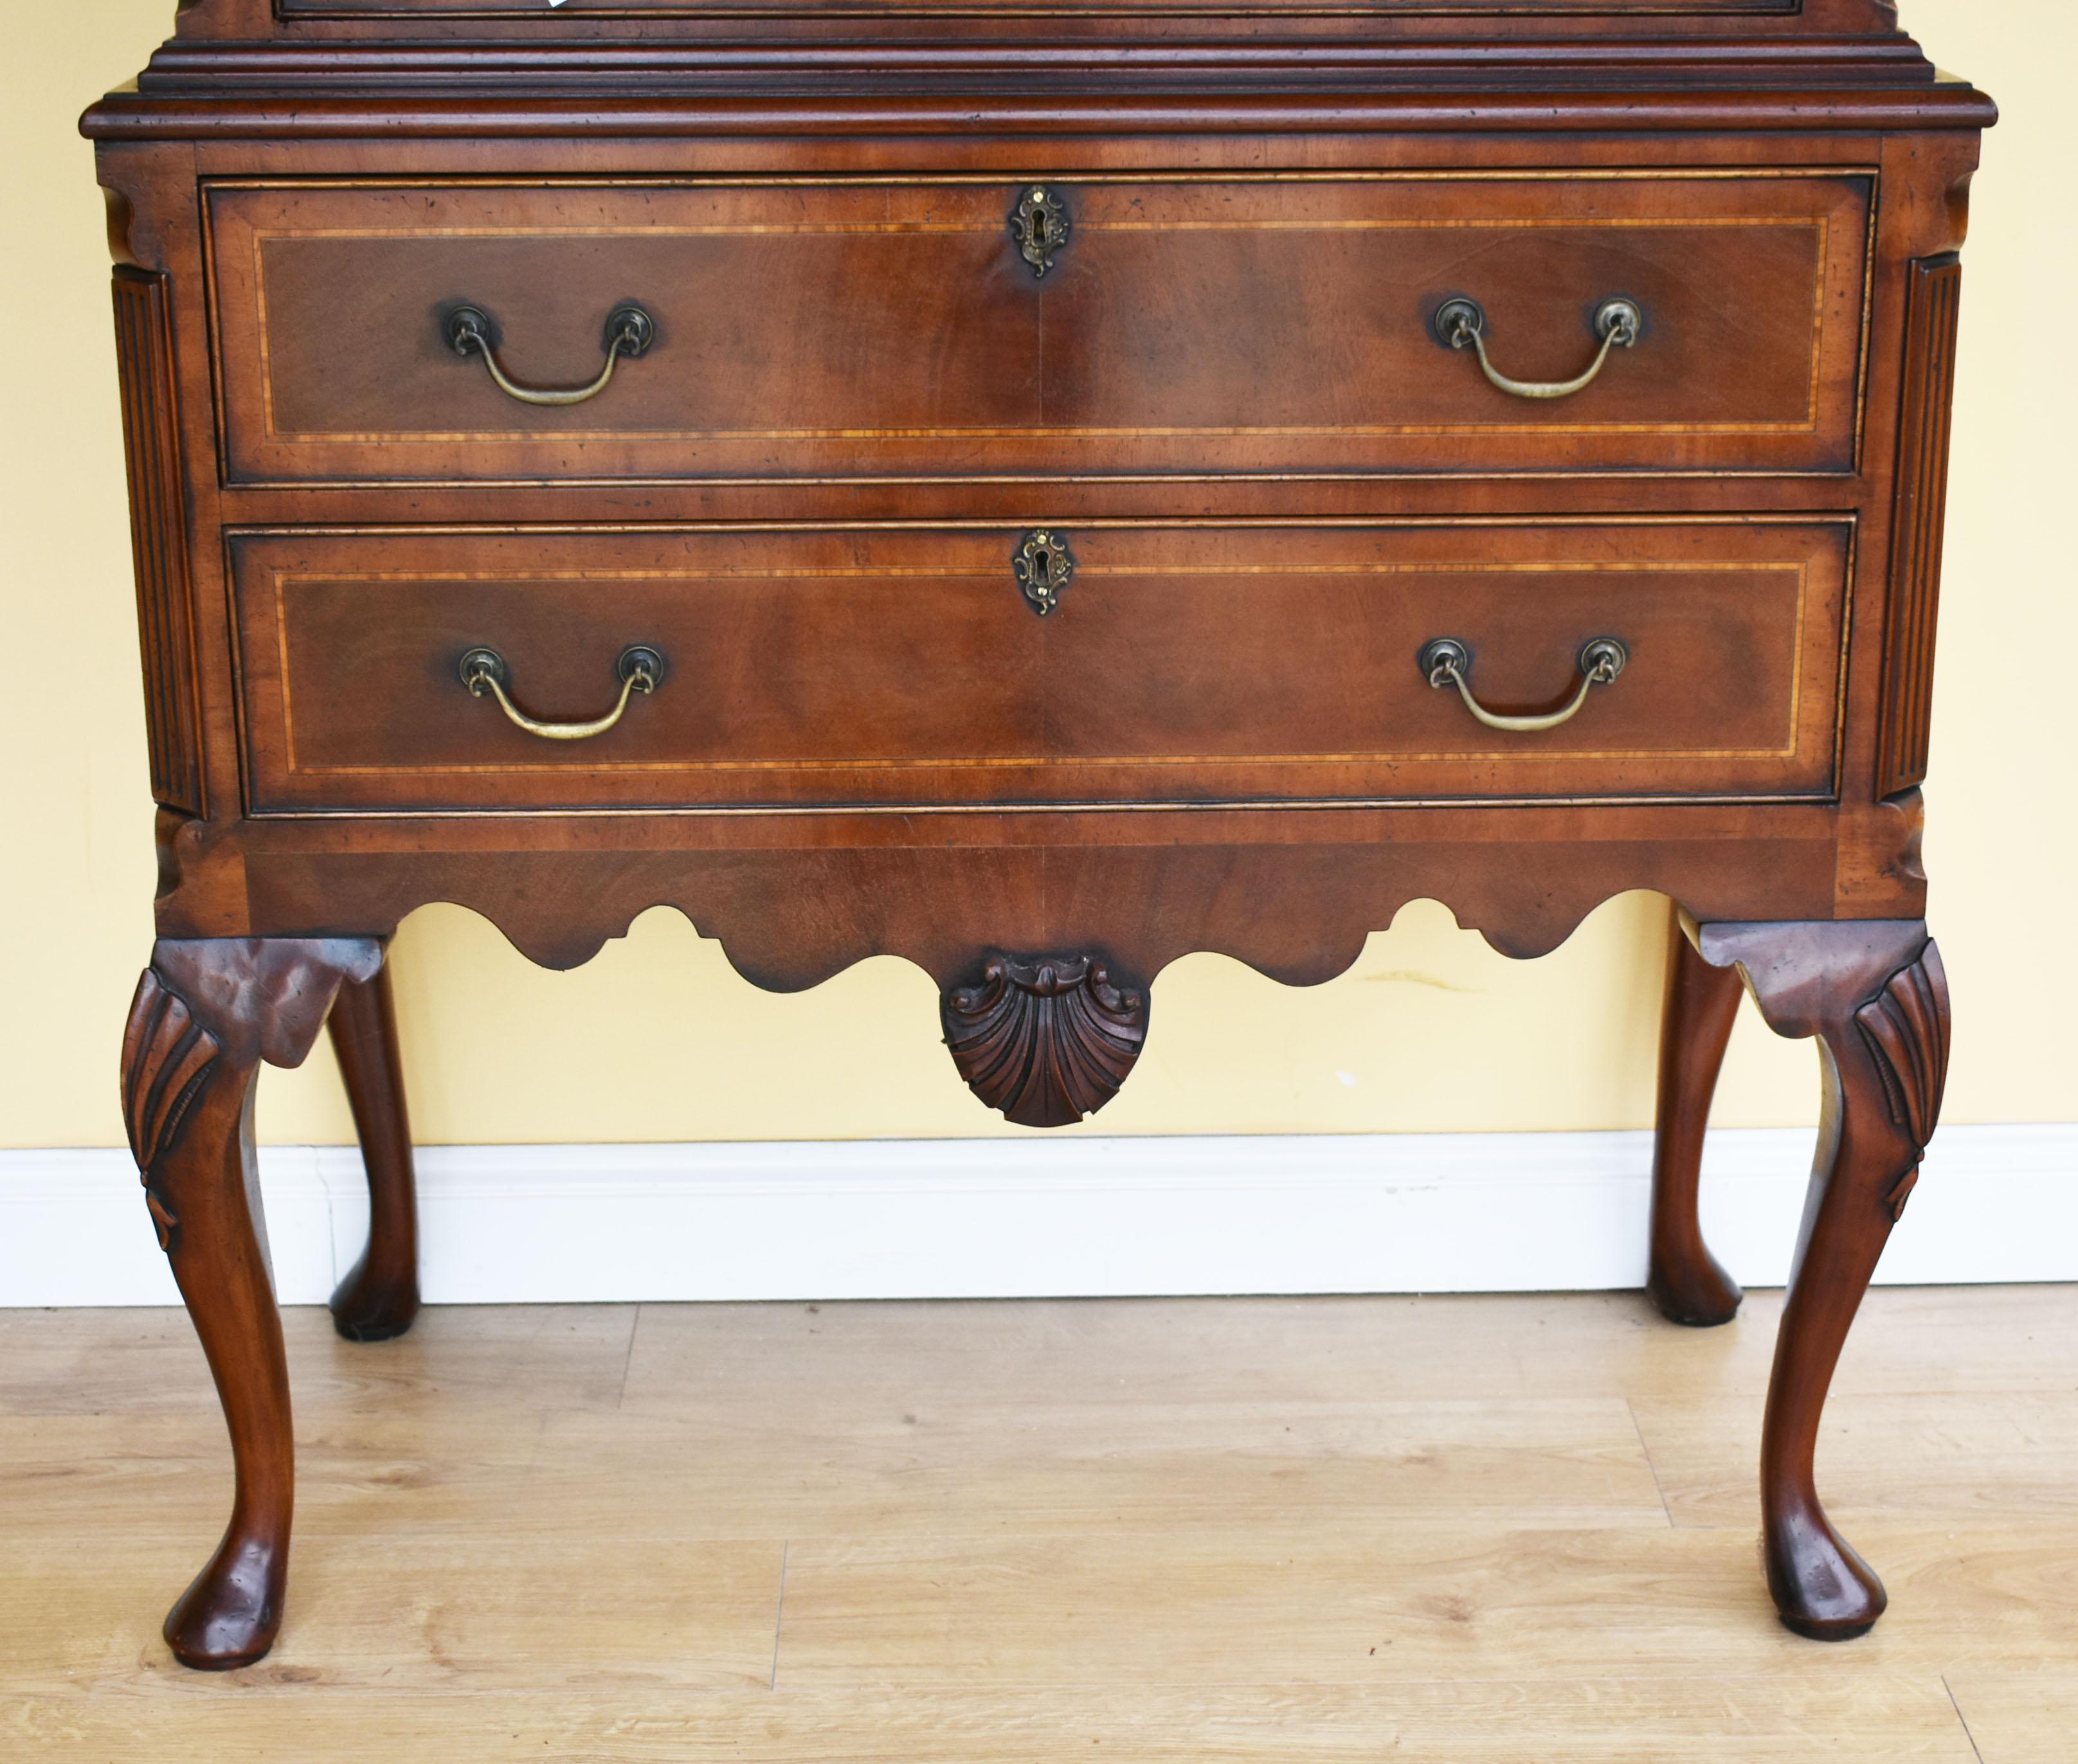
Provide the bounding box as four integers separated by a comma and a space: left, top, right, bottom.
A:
227, 521, 1848, 814
204, 173, 1871, 485
0, 1290, 2069, 1756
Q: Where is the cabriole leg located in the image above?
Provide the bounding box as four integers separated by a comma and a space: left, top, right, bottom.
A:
1696, 921, 1949, 1641
121, 936, 384, 1669
326, 964, 422, 1342
1647, 905, 1747, 1326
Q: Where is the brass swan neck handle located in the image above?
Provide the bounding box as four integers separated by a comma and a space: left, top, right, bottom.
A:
1434, 297, 1643, 401
1419, 636, 1629, 734
459, 645, 664, 741
444, 303, 656, 407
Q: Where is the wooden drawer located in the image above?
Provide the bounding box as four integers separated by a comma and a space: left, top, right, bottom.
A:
283, 1, 1800, 14
229, 521, 1847, 814
204, 174, 1871, 486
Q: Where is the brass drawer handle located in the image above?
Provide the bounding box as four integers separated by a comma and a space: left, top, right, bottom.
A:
459, 645, 664, 741
444, 303, 655, 406
1433, 297, 1643, 401
1419, 636, 1628, 733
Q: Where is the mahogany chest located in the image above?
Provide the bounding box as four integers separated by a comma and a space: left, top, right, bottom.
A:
87, 0, 1989, 1667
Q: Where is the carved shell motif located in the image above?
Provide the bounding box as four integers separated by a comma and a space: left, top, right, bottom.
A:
1853, 944, 1949, 1221
121, 968, 221, 1252
943, 953, 1148, 1130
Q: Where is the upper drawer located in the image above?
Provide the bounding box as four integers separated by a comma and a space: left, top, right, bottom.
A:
280, 0, 1800, 15
204, 174, 1872, 487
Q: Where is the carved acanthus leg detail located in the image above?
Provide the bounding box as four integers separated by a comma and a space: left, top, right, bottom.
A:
120, 936, 384, 1670
1647, 906, 1747, 1327
122, 971, 221, 1254
326, 966, 422, 1343
1695, 921, 1950, 1641
1855, 955, 1950, 1222
943, 953, 1149, 1129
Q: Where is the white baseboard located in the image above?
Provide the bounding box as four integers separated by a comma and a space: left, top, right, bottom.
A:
3, 1125, 2072, 1308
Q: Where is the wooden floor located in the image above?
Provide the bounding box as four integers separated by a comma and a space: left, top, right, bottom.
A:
2, 1288, 2074, 1760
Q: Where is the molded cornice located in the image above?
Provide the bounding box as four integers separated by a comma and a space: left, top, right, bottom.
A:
87, 0, 1997, 141
84, 81, 1995, 140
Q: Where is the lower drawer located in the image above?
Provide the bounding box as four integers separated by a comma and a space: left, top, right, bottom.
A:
228, 521, 1847, 814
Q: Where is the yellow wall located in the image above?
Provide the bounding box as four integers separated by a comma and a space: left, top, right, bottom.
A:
3, 1, 2068, 1151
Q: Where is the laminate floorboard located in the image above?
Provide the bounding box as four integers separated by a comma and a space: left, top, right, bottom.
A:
1, 1288, 2071, 1760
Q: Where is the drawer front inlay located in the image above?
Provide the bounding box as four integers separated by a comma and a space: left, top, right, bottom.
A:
230, 521, 1848, 815
205, 173, 1872, 485
281, 1, 1800, 15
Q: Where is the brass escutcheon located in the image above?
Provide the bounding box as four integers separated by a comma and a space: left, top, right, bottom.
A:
1009, 185, 1071, 280
1014, 530, 1076, 616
